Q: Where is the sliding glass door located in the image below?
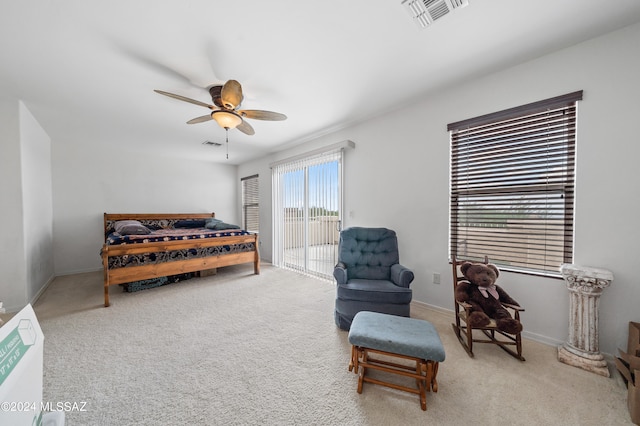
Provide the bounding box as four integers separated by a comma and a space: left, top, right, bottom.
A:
272, 150, 343, 279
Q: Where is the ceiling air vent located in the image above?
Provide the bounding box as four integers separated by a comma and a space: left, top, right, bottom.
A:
401, 0, 469, 29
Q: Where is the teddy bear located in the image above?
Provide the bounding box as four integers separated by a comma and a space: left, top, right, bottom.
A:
455, 261, 523, 335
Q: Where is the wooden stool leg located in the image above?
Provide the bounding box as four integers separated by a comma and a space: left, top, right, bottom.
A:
418, 360, 427, 411
352, 347, 364, 393
428, 361, 439, 392
418, 380, 427, 410
349, 346, 355, 372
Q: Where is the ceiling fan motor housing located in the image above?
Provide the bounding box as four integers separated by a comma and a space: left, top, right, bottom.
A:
209, 85, 223, 107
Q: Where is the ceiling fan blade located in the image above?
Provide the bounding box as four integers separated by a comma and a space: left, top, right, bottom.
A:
236, 120, 255, 135
221, 80, 244, 110
239, 110, 287, 121
187, 114, 214, 124
154, 90, 214, 109
115, 42, 207, 89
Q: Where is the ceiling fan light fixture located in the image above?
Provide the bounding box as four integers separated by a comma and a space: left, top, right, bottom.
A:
211, 110, 243, 129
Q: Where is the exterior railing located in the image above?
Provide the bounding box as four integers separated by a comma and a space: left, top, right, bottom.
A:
283, 216, 340, 248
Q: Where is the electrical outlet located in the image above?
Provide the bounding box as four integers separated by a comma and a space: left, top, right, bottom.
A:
433, 273, 441, 284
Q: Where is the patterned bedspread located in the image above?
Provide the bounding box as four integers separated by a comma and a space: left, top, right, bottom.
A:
103, 227, 255, 269
106, 227, 251, 245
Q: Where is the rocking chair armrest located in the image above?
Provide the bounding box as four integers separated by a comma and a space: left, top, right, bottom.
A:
458, 301, 473, 310
502, 302, 524, 312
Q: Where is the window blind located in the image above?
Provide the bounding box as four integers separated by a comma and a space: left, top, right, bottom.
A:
272, 149, 343, 278
448, 91, 582, 275
241, 174, 259, 232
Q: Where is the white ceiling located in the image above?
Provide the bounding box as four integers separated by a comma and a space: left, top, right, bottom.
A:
2, 1, 640, 164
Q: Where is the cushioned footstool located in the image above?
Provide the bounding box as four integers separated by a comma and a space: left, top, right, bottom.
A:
348, 311, 445, 411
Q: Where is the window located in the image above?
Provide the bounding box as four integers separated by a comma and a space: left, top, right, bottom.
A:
448, 91, 582, 276
241, 174, 259, 232
271, 141, 353, 279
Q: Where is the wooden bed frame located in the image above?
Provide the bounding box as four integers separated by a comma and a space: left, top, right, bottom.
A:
101, 213, 260, 307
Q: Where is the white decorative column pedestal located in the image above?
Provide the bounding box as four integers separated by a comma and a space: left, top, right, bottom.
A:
558, 264, 613, 377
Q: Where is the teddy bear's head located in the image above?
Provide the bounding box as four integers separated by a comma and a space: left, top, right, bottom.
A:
460, 261, 500, 287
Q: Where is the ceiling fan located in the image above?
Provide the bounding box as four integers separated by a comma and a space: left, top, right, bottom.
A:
154, 80, 286, 136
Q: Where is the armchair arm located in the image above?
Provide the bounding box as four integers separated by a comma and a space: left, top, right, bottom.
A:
390, 264, 414, 288
333, 262, 348, 285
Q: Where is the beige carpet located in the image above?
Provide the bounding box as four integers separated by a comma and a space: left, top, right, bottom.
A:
32, 264, 633, 425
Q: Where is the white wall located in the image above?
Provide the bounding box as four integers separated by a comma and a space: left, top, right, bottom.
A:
239, 22, 640, 355
0, 100, 54, 312
52, 140, 239, 275
0, 99, 27, 311
19, 101, 55, 303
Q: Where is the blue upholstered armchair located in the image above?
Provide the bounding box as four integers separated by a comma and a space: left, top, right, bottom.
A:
334, 227, 414, 330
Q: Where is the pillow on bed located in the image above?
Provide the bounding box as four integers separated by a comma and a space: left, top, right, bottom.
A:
174, 219, 207, 229
204, 218, 223, 229
213, 222, 241, 230
114, 220, 151, 235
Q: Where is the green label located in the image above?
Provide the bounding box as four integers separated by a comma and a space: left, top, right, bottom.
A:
0, 327, 31, 386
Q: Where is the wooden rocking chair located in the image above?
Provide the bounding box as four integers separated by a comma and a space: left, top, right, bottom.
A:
451, 255, 525, 361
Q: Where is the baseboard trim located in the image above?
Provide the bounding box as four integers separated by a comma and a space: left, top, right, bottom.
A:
30, 273, 56, 308
55, 267, 103, 276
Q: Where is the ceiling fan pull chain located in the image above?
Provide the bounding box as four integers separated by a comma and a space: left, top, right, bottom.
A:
226, 128, 229, 160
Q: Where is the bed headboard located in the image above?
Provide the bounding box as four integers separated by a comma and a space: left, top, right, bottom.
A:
103, 213, 216, 237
